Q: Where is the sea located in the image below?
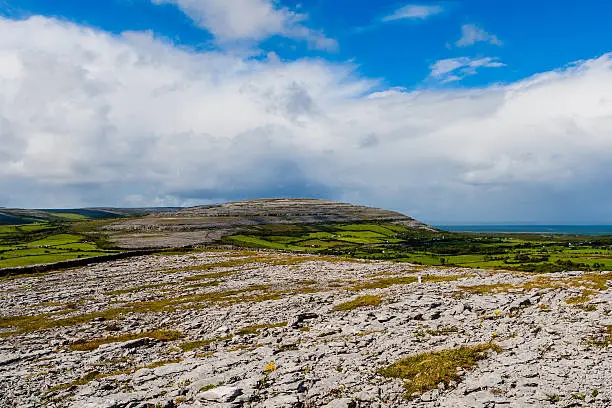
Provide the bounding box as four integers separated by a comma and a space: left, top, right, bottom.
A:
435, 225, 612, 236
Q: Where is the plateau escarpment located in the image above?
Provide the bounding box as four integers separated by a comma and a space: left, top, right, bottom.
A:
1, 249, 611, 407
102, 199, 434, 249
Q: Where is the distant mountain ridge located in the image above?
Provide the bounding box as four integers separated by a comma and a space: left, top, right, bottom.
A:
0, 199, 435, 249
0, 207, 181, 225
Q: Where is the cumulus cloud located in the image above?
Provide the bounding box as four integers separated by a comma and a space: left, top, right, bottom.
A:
456, 24, 502, 47
382, 4, 445, 21
151, 0, 337, 50
429, 57, 506, 83
1, 16, 612, 223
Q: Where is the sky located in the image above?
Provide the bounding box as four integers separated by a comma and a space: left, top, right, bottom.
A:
0, 0, 611, 224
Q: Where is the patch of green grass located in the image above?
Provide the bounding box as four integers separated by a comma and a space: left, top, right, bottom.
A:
0, 226, 20, 234
349, 276, 417, 291
566, 290, 596, 305
225, 235, 300, 250
0, 252, 112, 268
200, 382, 225, 392
25, 234, 84, 246
337, 223, 403, 237
144, 358, 183, 369
379, 343, 502, 398
0, 308, 131, 336
6, 286, 284, 337
333, 294, 382, 311
0, 226, 116, 269
48, 213, 90, 221
236, 322, 287, 335
356, 330, 382, 337
223, 223, 612, 272
69, 330, 183, 351
223, 223, 407, 252
579, 271, 612, 290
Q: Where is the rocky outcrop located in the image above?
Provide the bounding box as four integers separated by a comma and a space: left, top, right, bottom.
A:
1, 250, 610, 407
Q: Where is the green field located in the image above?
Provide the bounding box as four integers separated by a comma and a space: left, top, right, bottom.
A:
2, 214, 611, 273
0, 224, 116, 269
223, 223, 612, 272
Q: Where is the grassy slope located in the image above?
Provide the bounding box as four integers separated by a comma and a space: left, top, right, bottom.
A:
2, 206, 611, 272
0, 221, 118, 269
223, 223, 612, 272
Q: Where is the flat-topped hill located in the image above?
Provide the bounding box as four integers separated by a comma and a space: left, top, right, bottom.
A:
103, 199, 435, 249
165, 198, 427, 226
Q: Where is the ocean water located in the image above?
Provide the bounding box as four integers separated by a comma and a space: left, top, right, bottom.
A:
436, 225, 612, 236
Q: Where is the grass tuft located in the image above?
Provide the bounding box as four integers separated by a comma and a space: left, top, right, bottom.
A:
379, 343, 502, 398
333, 294, 382, 311
566, 290, 595, 305
236, 322, 287, 335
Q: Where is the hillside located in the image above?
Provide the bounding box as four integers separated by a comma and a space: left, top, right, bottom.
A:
102, 199, 435, 249
0, 207, 156, 225
1, 201, 612, 407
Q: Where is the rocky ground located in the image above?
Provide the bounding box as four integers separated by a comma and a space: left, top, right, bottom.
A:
1, 249, 611, 408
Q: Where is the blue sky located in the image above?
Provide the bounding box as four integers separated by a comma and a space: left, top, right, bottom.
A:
4, 0, 611, 88
0, 0, 611, 223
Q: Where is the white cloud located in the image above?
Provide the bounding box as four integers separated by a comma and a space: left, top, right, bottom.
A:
382, 4, 444, 21
429, 57, 506, 83
151, 0, 337, 50
1, 16, 612, 223
456, 24, 502, 47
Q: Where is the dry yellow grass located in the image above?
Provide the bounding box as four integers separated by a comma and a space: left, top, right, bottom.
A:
1, 285, 279, 336
379, 343, 502, 398
333, 294, 382, 311
237, 322, 287, 335
566, 290, 596, 305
